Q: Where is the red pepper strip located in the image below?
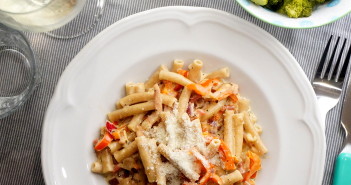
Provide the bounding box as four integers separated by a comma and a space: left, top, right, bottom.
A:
187, 84, 209, 96
191, 149, 211, 170
177, 69, 189, 77
209, 173, 223, 185
197, 166, 223, 185
229, 94, 238, 103
106, 121, 117, 133
198, 170, 211, 185
219, 141, 237, 171
94, 132, 113, 151
243, 151, 261, 181
110, 124, 127, 140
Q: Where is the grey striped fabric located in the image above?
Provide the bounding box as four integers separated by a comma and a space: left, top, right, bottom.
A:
0, 0, 350, 184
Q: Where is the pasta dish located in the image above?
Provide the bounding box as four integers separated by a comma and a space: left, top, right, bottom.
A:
91, 60, 268, 185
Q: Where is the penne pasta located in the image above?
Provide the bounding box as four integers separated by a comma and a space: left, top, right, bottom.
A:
145, 65, 168, 89
118, 92, 177, 107
127, 113, 146, 132
224, 110, 235, 154
159, 70, 193, 87
100, 149, 114, 173
177, 87, 192, 119
92, 61, 267, 185
243, 111, 268, 155
141, 111, 160, 130
205, 67, 230, 79
172, 59, 184, 72
108, 101, 156, 122
201, 99, 227, 121
233, 113, 244, 159
136, 136, 157, 182
188, 59, 203, 83
207, 139, 221, 158
220, 170, 243, 185
113, 141, 138, 163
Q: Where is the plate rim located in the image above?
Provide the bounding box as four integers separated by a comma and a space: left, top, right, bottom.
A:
41, 6, 326, 185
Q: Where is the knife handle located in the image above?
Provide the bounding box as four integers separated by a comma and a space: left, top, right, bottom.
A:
333, 153, 351, 185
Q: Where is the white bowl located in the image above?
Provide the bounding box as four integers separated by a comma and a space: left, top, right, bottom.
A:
236, 0, 351, 28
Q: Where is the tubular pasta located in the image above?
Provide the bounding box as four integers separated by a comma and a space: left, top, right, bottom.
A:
159, 70, 193, 87
177, 87, 192, 119
145, 65, 168, 89
135, 136, 157, 182
205, 67, 230, 79
172, 59, 184, 72
113, 141, 138, 163
92, 61, 268, 185
188, 59, 203, 83
220, 170, 243, 185
118, 92, 176, 107
200, 99, 227, 121
233, 113, 244, 159
243, 111, 268, 155
108, 101, 156, 122
224, 110, 235, 154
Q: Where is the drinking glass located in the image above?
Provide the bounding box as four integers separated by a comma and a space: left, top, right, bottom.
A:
0, 0, 105, 38
0, 24, 39, 119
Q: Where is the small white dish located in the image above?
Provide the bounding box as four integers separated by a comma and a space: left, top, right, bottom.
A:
236, 0, 351, 28
41, 6, 325, 185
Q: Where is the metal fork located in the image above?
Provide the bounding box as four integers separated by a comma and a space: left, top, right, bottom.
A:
312, 35, 351, 131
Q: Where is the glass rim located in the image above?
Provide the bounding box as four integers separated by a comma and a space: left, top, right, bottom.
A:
0, 23, 40, 119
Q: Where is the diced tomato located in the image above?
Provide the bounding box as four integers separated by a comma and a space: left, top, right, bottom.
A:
106, 121, 117, 133
94, 132, 113, 151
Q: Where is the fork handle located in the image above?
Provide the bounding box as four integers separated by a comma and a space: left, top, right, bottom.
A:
332, 153, 351, 185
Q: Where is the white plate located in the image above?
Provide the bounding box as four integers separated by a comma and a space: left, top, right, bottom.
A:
42, 6, 325, 185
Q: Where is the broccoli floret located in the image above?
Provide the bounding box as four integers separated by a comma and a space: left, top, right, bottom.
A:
278, 0, 315, 18
264, 0, 283, 11
268, 0, 283, 5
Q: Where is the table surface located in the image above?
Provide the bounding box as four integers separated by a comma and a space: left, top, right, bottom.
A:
1, 0, 351, 184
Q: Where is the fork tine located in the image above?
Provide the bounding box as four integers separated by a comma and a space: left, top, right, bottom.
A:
338, 42, 351, 82
316, 35, 333, 79
325, 36, 341, 77
332, 38, 347, 81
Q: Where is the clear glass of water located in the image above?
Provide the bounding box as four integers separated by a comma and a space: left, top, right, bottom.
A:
0, 24, 39, 119
0, 0, 105, 38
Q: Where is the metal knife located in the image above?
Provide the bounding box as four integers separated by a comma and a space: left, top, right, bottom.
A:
333, 77, 351, 185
